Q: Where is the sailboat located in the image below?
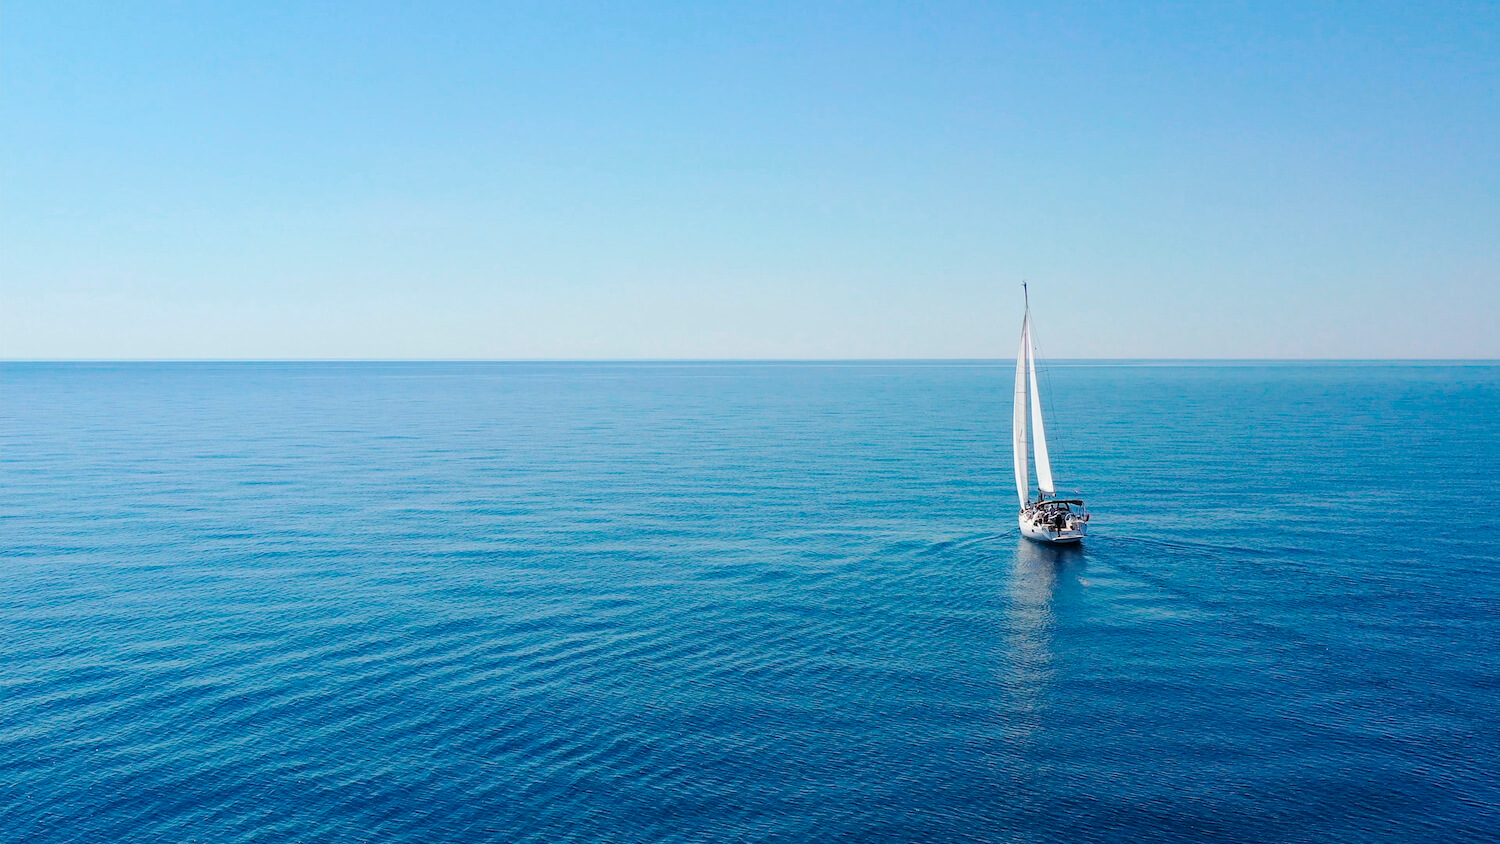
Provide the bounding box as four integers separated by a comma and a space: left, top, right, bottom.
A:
1014, 285, 1089, 543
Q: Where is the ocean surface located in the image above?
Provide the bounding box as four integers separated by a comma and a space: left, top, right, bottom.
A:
3, 361, 1498, 843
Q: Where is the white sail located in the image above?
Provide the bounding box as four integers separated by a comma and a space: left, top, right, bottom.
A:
1027, 329, 1055, 497
1013, 316, 1031, 507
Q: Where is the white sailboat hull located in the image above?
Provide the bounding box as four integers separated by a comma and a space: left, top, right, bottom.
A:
1018, 512, 1086, 544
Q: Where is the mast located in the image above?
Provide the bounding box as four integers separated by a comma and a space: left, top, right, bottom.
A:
1013, 310, 1031, 508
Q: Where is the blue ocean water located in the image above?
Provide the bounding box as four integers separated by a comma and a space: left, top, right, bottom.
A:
3, 361, 1498, 843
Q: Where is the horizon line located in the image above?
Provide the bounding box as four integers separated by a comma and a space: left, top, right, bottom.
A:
4, 357, 1498, 364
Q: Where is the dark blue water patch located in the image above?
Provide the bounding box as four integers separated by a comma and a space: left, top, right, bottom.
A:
2, 361, 1498, 843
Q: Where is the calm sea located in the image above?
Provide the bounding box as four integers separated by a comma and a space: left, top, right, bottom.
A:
3, 362, 1497, 843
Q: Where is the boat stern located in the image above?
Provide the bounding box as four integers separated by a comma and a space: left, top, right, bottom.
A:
1019, 500, 1088, 544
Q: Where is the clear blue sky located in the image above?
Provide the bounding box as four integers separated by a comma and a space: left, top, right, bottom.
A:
4, 1, 1496, 359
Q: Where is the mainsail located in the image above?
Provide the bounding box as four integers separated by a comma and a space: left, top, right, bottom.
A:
1013, 316, 1031, 507
1026, 329, 1055, 497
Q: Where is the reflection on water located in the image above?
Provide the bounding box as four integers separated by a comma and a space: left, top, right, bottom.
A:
1003, 539, 1085, 736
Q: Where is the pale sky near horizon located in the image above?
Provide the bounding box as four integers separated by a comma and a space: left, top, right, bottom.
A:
3, 2, 1496, 359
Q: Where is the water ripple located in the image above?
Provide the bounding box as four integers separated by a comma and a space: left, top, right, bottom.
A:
3, 362, 1498, 843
